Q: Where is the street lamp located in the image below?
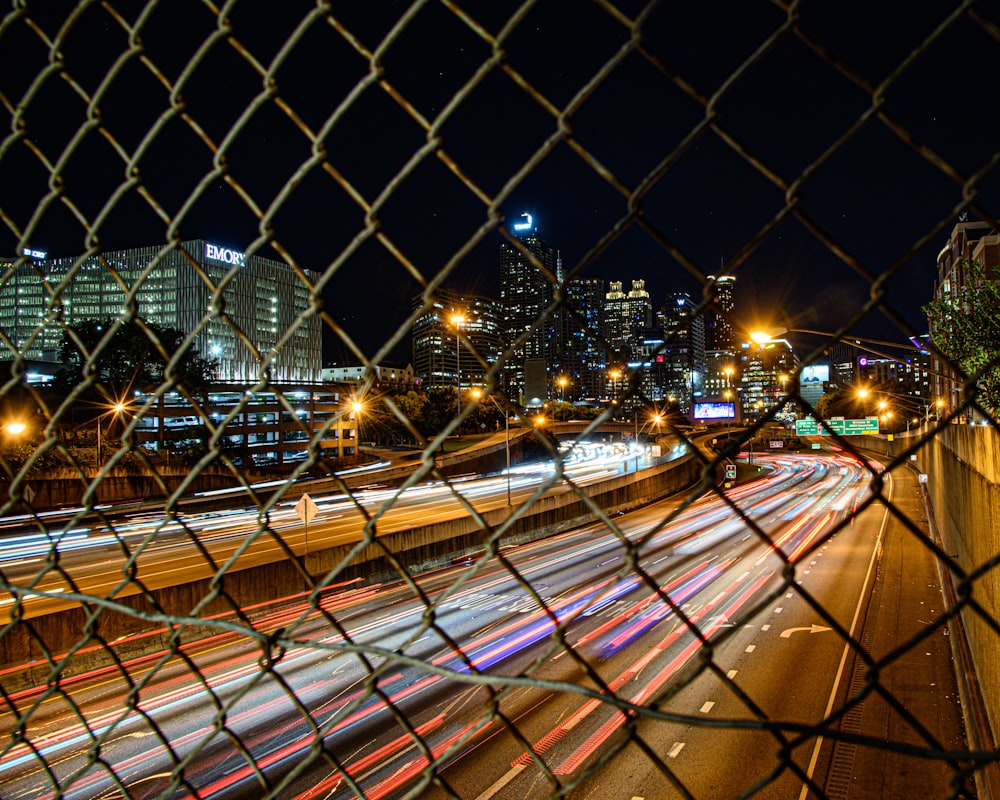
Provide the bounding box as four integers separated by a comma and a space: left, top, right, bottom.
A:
608, 368, 621, 407
350, 400, 364, 457
450, 312, 465, 421
472, 388, 511, 505
5, 422, 26, 436
929, 398, 945, 421
558, 376, 568, 402
97, 401, 128, 467
634, 407, 640, 472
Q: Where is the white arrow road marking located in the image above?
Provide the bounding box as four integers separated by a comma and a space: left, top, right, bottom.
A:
780, 624, 832, 638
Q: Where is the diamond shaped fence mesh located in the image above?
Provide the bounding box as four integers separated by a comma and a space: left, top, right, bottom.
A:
1, 1, 999, 798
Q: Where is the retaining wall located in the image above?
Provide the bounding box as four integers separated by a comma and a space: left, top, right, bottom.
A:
856, 425, 1000, 743
2, 465, 273, 511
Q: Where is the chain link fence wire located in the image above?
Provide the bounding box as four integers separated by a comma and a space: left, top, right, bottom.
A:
1, 1, 999, 798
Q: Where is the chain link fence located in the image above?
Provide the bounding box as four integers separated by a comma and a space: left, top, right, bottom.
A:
1, 1, 999, 798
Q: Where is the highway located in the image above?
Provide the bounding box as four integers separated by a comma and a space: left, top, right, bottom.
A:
0, 440, 676, 622
0, 449, 889, 799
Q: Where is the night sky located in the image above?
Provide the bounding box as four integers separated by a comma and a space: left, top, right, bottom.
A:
2, 0, 999, 365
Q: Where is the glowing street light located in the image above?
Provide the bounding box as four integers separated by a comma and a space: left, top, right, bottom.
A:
97, 401, 129, 467
557, 376, 568, 402
5, 422, 26, 436
608, 368, 621, 399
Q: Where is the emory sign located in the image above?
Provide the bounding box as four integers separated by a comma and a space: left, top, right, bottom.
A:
206, 243, 245, 266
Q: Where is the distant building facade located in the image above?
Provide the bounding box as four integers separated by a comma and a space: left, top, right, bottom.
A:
740, 337, 797, 420
499, 213, 562, 402
0, 240, 322, 383
411, 288, 502, 391
930, 220, 1000, 419
702, 275, 737, 399
321, 363, 418, 389
649, 292, 706, 411
560, 278, 606, 401
604, 279, 652, 364
133, 384, 358, 467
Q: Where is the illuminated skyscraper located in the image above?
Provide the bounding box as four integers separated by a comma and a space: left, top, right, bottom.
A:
561, 277, 606, 401
703, 274, 737, 398
603, 279, 652, 362
499, 213, 562, 403
411, 289, 502, 390
651, 292, 706, 411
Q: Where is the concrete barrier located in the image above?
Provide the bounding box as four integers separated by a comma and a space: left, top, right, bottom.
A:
856, 425, 1000, 745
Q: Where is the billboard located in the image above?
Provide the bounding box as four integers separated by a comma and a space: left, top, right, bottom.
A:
693, 401, 736, 420
801, 364, 829, 384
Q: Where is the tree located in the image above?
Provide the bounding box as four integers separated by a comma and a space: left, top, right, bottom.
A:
421, 387, 457, 439
53, 318, 217, 402
924, 260, 1000, 417
392, 391, 427, 443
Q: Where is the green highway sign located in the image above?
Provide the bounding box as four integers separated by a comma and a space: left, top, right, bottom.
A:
844, 417, 880, 435
795, 418, 819, 435
795, 417, 879, 436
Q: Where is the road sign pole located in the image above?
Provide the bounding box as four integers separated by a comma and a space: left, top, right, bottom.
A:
295, 493, 319, 557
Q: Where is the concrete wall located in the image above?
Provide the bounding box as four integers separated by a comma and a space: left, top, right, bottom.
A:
1, 452, 702, 687
1, 465, 262, 511
856, 425, 1000, 742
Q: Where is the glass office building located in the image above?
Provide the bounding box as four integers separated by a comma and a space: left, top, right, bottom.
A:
0, 240, 322, 383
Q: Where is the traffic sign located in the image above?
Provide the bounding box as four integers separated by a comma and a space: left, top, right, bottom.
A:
795, 417, 879, 436
725, 464, 737, 480
295, 493, 318, 525
296, 493, 319, 556
795, 418, 819, 435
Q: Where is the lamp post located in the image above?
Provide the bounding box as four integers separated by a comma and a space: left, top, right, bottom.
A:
724, 389, 733, 440
928, 398, 945, 422
351, 400, 364, 457
97, 402, 127, 467
634, 407, 640, 472
450, 313, 465, 421
608, 368, 621, 412
471, 388, 511, 506
558, 376, 568, 402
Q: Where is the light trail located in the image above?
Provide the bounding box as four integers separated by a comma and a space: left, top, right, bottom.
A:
0, 452, 875, 800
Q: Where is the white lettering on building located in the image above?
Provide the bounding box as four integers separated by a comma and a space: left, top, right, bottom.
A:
22, 248, 47, 259
206, 243, 246, 266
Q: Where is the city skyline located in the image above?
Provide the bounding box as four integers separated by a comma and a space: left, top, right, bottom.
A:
3, 3, 997, 370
